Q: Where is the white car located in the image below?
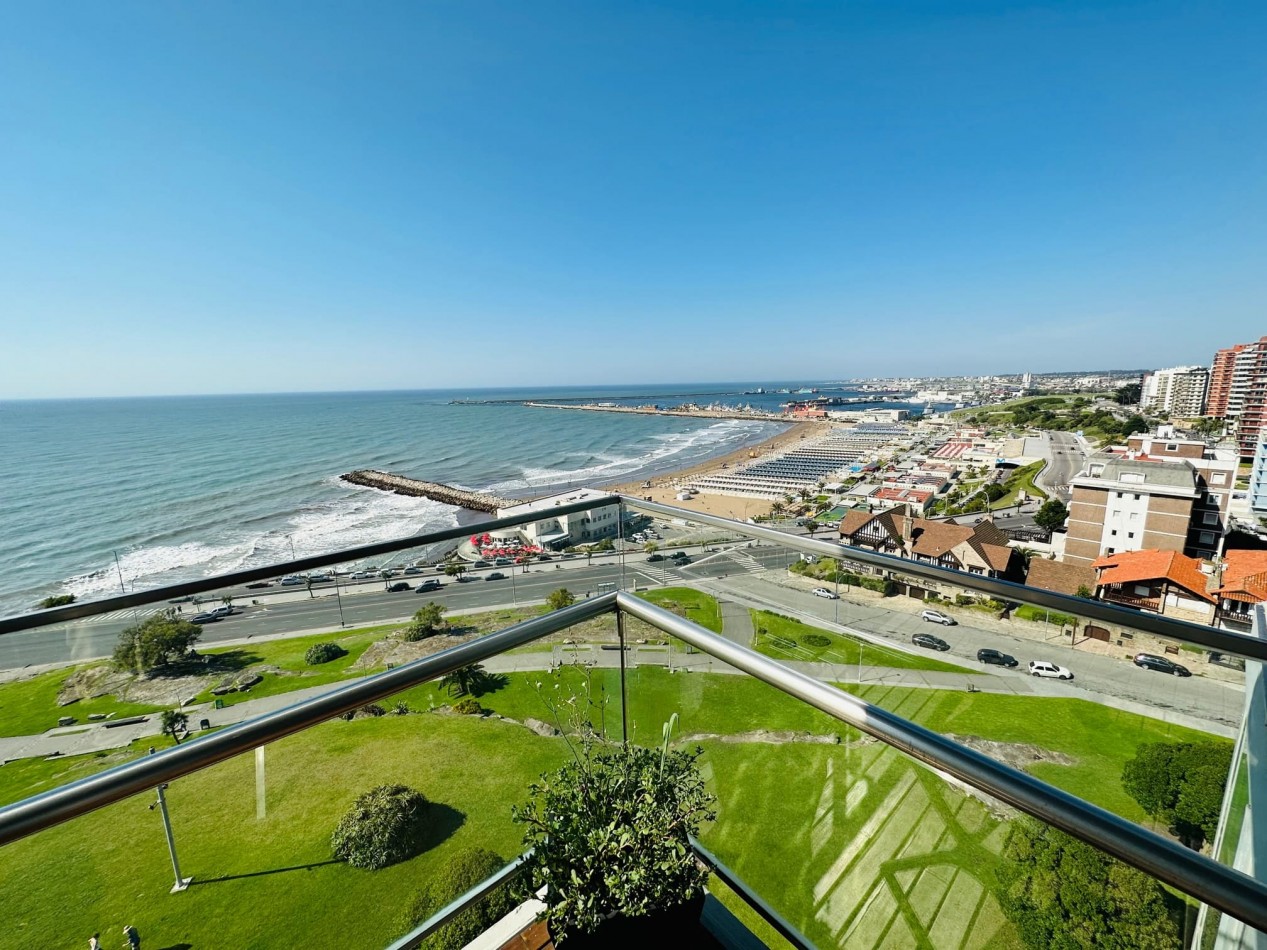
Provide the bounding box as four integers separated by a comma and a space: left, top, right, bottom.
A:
920, 609, 956, 626
811, 587, 839, 599
1028, 660, 1073, 680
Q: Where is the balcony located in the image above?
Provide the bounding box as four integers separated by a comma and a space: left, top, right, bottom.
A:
1100, 587, 1164, 612
1, 496, 1265, 949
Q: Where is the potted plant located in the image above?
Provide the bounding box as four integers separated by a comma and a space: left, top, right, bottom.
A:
512, 717, 715, 945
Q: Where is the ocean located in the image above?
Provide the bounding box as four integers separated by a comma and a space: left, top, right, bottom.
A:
0, 383, 932, 616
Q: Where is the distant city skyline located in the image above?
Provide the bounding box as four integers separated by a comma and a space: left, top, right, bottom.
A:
2, 2, 1265, 399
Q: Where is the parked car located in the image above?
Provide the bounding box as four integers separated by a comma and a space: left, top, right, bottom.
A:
913, 633, 950, 651
1028, 660, 1073, 680
1134, 653, 1191, 676
245, 581, 272, 589
473, 560, 490, 568
647, 554, 665, 562
486, 571, 506, 580
811, 588, 839, 599
920, 609, 957, 626
976, 648, 1018, 668
537, 554, 553, 561
403, 566, 422, 575
308, 573, 332, 583
190, 612, 218, 624
494, 558, 512, 566
417, 580, 443, 592
387, 582, 411, 592
280, 575, 306, 586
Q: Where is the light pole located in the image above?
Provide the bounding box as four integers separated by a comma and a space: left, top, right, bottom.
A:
333, 570, 347, 628
147, 747, 192, 892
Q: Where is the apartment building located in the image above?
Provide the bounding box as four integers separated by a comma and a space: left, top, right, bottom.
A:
1140, 365, 1209, 417
1064, 437, 1235, 564
496, 488, 620, 548
1206, 335, 1267, 458
1236, 339, 1267, 460
1252, 434, 1267, 519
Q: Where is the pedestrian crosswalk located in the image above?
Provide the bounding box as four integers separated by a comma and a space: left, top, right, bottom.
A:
74, 606, 163, 625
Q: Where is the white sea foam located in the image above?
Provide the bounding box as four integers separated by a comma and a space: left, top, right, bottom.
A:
62, 486, 459, 600
486, 419, 770, 492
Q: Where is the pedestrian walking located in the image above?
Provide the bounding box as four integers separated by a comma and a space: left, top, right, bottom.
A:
122, 924, 140, 950
88, 934, 100, 950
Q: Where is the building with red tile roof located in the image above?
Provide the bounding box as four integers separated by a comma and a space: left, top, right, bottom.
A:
838, 506, 1018, 579
1091, 549, 1215, 624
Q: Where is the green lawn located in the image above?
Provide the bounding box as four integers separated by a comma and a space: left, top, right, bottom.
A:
751, 609, 974, 674
0, 667, 165, 738
1013, 604, 1077, 627
0, 663, 1228, 950
637, 587, 723, 633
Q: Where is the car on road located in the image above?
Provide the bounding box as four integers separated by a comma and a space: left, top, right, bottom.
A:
811, 588, 839, 599
920, 609, 957, 626
1134, 653, 1191, 676
537, 554, 553, 561
912, 632, 950, 651
670, 551, 689, 560
209, 605, 236, 619
280, 575, 306, 586
494, 558, 512, 566
387, 582, 411, 592
976, 648, 1018, 667
647, 554, 665, 562
308, 573, 332, 583
1028, 660, 1073, 680
245, 581, 272, 589
486, 571, 506, 581
403, 566, 422, 575
417, 580, 443, 592
473, 560, 490, 568
190, 612, 218, 624
673, 556, 692, 565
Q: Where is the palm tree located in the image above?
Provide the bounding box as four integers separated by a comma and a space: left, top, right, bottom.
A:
161, 709, 189, 745
441, 663, 486, 698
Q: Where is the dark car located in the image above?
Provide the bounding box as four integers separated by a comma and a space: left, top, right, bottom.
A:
473, 559, 490, 568
387, 582, 411, 592
190, 612, 218, 624
977, 648, 1018, 668
647, 554, 665, 562
673, 556, 692, 565
913, 633, 950, 652
417, 580, 443, 592
486, 571, 506, 581
1134, 653, 1191, 677
537, 554, 553, 561
245, 581, 272, 589
670, 551, 689, 560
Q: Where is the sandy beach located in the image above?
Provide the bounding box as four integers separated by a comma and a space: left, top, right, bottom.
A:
601, 419, 832, 520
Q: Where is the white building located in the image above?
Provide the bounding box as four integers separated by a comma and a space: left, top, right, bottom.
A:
1251, 434, 1267, 519
495, 488, 621, 549
1141, 366, 1210, 417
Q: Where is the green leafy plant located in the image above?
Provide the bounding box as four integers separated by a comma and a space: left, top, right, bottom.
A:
800, 634, 831, 648
405, 602, 447, 641
451, 697, 485, 716
304, 641, 347, 665
112, 611, 202, 674
38, 594, 76, 609
513, 739, 714, 940
546, 588, 576, 611
331, 784, 433, 870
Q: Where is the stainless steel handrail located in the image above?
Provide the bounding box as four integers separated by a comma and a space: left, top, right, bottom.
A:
616, 591, 1267, 935
690, 836, 814, 950
0, 494, 618, 635
0, 594, 616, 846
622, 495, 1267, 663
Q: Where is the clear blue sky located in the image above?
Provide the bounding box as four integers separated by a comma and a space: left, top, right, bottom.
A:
2, 1, 1265, 398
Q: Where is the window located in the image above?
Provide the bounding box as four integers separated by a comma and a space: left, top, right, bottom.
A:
1134, 494, 1141, 500
1112, 509, 1121, 518
1115, 491, 1123, 498
1200, 531, 1216, 545
1107, 547, 1116, 554
1127, 532, 1135, 539
1212, 473, 1227, 485
1166, 443, 1178, 451
1129, 511, 1139, 521
1110, 530, 1118, 537
1203, 511, 1218, 525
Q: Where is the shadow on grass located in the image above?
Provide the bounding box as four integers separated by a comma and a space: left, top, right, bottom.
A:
156, 944, 193, 950
190, 858, 343, 885
156, 650, 262, 678
419, 802, 466, 853
472, 672, 508, 697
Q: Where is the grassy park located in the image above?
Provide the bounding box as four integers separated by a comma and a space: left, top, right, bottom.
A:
0, 590, 1229, 948
752, 609, 972, 673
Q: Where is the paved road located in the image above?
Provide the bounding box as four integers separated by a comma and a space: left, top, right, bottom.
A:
1034, 431, 1087, 502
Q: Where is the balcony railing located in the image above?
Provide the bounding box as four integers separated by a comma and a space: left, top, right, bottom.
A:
1100, 588, 1163, 612
1, 494, 1266, 948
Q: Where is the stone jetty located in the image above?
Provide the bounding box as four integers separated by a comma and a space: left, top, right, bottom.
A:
341, 470, 516, 513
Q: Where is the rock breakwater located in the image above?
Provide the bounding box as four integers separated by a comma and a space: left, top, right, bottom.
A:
341, 470, 516, 513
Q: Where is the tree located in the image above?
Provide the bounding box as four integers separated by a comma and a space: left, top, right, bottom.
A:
546, 588, 576, 611
404, 602, 447, 642
113, 612, 202, 674
1113, 382, 1142, 405
804, 521, 818, 539
643, 541, 659, 553
1075, 584, 1094, 599
1122, 741, 1233, 850
997, 820, 1182, 949
440, 663, 486, 697
443, 563, 467, 578
1034, 500, 1070, 533
160, 709, 189, 744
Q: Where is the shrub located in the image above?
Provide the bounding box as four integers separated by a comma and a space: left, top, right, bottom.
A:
546, 588, 576, 611
452, 698, 484, 716
340, 703, 386, 721
801, 634, 831, 648
332, 784, 433, 870
113, 612, 202, 673
38, 594, 76, 609
405, 602, 447, 641
399, 848, 514, 950
954, 594, 975, 606
392, 701, 411, 716
304, 642, 347, 665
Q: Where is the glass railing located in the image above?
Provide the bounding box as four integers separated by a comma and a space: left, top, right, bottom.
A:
2, 494, 1266, 949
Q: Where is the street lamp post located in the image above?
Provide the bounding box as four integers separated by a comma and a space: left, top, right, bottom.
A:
147, 747, 192, 892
